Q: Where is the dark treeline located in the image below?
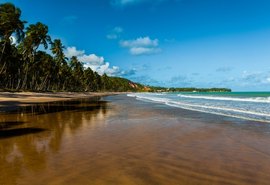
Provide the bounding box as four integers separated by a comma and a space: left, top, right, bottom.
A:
0, 3, 231, 93
148, 87, 231, 92
0, 3, 145, 92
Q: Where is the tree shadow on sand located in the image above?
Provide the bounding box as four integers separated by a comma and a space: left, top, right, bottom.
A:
1, 97, 107, 115
0, 121, 25, 129
0, 121, 46, 139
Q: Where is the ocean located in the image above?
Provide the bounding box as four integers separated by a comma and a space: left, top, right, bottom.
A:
128, 92, 270, 123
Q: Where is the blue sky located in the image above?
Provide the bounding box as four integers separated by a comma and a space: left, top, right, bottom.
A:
2, 0, 270, 91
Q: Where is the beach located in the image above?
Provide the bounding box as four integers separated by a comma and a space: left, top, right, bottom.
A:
1, 94, 270, 185
0, 92, 122, 104
0, 92, 121, 111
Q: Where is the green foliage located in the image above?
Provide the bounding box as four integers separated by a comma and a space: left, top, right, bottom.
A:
146, 86, 231, 92
0, 2, 231, 93
0, 2, 147, 92
0, 3, 25, 42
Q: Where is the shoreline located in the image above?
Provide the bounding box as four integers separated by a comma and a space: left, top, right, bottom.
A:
1, 94, 270, 184
0, 92, 125, 111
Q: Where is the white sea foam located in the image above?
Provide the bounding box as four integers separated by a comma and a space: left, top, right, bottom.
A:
177, 94, 270, 103
128, 93, 270, 123
166, 102, 270, 123
127, 94, 137, 97
168, 101, 270, 117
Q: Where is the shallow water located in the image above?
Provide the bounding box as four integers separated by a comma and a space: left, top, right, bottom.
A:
1, 95, 270, 185
128, 92, 270, 123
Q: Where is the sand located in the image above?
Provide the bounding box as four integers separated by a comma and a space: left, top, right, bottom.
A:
0, 92, 122, 110
1, 94, 270, 185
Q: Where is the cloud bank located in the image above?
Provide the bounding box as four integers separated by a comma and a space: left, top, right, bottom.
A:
65, 46, 129, 76
120, 36, 161, 55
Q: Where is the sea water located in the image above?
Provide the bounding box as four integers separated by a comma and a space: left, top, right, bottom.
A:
128, 92, 270, 123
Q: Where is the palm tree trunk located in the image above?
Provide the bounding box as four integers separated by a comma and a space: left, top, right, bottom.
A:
21, 64, 28, 89
39, 74, 49, 91
0, 40, 8, 75
16, 79, 21, 90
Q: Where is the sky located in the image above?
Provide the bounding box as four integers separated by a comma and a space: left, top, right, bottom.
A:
2, 0, 270, 91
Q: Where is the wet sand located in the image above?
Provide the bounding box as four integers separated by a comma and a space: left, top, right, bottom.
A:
0, 92, 121, 112
1, 95, 270, 185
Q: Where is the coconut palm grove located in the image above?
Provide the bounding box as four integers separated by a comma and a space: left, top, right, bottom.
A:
0, 2, 230, 93
0, 3, 149, 92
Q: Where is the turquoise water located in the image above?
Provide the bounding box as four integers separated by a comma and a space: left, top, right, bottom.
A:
128, 92, 270, 123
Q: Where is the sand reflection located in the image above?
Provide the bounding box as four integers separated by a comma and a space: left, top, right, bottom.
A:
1, 95, 270, 185
0, 98, 111, 185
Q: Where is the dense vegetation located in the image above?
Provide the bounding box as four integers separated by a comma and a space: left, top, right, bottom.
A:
0, 3, 231, 93
0, 3, 145, 92
148, 87, 231, 92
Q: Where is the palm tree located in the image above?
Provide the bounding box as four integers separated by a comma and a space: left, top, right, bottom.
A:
26, 22, 51, 49
101, 73, 111, 91
69, 56, 84, 91
94, 71, 102, 91
21, 22, 51, 57
0, 3, 25, 74
59, 62, 72, 90
33, 51, 56, 91
83, 67, 95, 91
51, 39, 65, 64
51, 39, 67, 89
19, 22, 51, 89
0, 2, 144, 92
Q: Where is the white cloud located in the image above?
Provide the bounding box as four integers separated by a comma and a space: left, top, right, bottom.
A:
9, 36, 17, 45
65, 47, 104, 66
213, 70, 270, 90
92, 62, 119, 76
130, 47, 161, 55
65, 47, 84, 58
79, 54, 105, 66
111, 0, 144, 6
120, 37, 158, 48
120, 36, 161, 56
64, 46, 133, 76
107, 34, 118, 40
107, 27, 123, 40
241, 71, 265, 84
111, 0, 168, 7
114, 27, 123, 33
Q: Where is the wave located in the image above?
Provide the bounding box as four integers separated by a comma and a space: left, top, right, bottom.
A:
178, 94, 270, 103
166, 102, 270, 123
127, 93, 270, 123
127, 94, 137, 97
127, 93, 165, 97
168, 101, 270, 117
